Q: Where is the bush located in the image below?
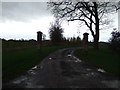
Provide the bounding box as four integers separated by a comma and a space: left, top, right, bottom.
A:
109, 31, 120, 53
49, 20, 64, 45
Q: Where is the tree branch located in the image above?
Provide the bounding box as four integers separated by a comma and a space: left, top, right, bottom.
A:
68, 18, 89, 30
81, 2, 95, 17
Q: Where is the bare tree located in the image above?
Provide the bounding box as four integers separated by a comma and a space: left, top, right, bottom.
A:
48, 1, 119, 50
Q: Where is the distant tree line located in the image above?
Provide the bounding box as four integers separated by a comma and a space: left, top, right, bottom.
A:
2, 38, 37, 42
2, 39, 37, 52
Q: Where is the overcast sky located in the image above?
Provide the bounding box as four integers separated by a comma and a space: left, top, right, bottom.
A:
0, 2, 118, 42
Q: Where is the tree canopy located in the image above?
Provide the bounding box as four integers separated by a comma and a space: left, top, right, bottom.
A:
109, 30, 120, 54
49, 20, 64, 44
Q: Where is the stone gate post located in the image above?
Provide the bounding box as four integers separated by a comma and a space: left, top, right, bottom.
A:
83, 33, 89, 55
37, 31, 42, 50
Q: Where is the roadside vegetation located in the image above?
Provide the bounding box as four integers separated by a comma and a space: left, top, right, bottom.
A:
75, 31, 120, 75
3, 45, 68, 82
75, 43, 119, 75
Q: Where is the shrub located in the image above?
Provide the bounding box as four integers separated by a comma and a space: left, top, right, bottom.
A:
109, 31, 120, 53
49, 20, 64, 45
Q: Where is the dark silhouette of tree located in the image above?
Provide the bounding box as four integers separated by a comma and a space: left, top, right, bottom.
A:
109, 30, 120, 54
48, 1, 120, 50
43, 34, 46, 41
49, 20, 64, 44
77, 36, 81, 42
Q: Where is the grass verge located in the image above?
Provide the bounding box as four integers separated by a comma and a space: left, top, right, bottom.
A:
3, 45, 67, 82
74, 45, 120, 75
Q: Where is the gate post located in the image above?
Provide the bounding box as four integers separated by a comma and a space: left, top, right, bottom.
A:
83, 33, 89, 55
37, 31, 42, 50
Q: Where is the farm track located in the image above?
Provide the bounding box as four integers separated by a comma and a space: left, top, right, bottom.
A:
3, 47, 120, 88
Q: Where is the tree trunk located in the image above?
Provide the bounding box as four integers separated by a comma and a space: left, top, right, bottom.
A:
94, 2, 99, 50
94, 18, 99, 50
94, 35, 99, 50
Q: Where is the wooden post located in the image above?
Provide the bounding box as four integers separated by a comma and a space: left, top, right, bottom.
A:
37, 31, 42, 50
83, 33, 89, 55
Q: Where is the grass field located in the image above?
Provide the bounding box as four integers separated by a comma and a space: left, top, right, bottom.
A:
75, 43, 120, 75
3, 45, 68, 82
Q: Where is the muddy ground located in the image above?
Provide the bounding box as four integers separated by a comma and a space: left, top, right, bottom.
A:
3, 48, 120, 89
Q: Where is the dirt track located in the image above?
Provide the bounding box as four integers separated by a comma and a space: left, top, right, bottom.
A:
3, 48, 120, 88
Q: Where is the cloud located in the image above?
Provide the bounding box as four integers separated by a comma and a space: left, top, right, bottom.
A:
1, 2, 52, 22
0, 2, 118, 42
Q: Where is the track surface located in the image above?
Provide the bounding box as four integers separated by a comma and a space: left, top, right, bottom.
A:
4, 48, 120, 88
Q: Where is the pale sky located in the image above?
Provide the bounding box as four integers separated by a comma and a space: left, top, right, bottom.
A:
0, 2, 119, 42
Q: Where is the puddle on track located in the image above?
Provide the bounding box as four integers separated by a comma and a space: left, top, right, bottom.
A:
25, 82, 44, 88
12, 76, 28, 84
86, 68, 92, 71
72, 56, 82, 62
97, 68, 106, 73
67, 54, 72, 57
32, 66, 37, 70
101, 80, 120, 88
